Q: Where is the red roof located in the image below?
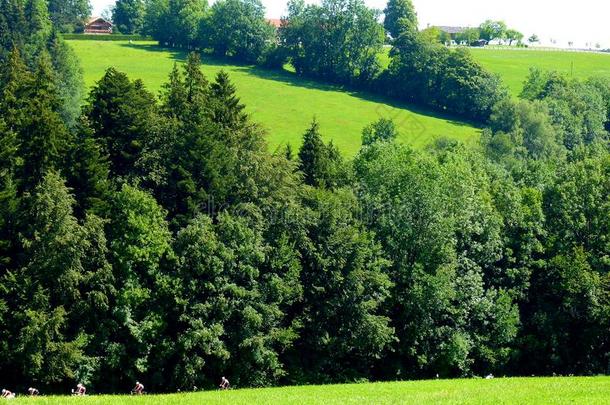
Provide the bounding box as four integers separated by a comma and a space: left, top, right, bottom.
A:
267, 19, 282, 28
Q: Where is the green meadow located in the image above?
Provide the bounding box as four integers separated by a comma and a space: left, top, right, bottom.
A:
10, 377, 610, 404
379, 46, 610, 97
470, 48, 610, 96
67, 40, 480, 156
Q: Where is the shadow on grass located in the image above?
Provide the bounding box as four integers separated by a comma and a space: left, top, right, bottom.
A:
119, 42, 481, 132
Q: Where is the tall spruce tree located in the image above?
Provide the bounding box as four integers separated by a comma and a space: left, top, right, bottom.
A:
298, 119, 327, 187
87, 68, 157, 178
183, 52, 210, 126
0, 120, 18, 273
16, 52, 71, 191
6, 172, 89, 386
210, 70, 247, 130
65, 118, 112, 218
297, 119, 345, 189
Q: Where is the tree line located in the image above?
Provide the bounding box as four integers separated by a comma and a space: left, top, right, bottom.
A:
107, 0, 506, 122
2, 0, 610, 395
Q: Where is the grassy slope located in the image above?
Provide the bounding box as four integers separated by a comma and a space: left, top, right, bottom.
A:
470, 49, 610, 96
10, 377, 610, 404
380, 47, 610, 97
68, 40, 480, 156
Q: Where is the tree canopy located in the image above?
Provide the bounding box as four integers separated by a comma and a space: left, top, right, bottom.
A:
2, 0, 610, 395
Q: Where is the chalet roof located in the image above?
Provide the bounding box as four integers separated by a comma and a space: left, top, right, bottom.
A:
86, 16, 113, 26
436, 26, 470, 34
267, 18, 282, 28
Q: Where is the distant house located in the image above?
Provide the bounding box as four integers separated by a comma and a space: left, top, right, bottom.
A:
84, 17, 112, 34
267, 19, 282, 29
436, 26, 469, 41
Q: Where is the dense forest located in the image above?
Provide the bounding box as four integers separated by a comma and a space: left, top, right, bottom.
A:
2, 0, 610, 395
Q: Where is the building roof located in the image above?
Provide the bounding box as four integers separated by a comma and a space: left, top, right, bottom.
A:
435, 26, 470, 35
86, 16, 112, 26
267, 19, 282, 28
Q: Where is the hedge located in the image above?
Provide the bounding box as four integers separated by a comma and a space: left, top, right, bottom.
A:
62, 34, 153, 41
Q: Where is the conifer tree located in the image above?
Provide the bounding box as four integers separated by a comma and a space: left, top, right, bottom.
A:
65, 118, 112, 218
87, 68, 157, 178
160, 62, 188, 119
0, 48, 33, 129
297, 119, 346, 188
210, 70, 246, 130
16, 52, 71, 191
183, 52, 210, 125
0, 120, 18, 273
298, 119, 326, 187
7, 172, 89, 385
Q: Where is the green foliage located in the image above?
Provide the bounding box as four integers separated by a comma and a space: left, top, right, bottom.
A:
383, 0, 417, 39
298, 119, 347, 189
455, 28, 480, 45
505, 29, 524, 46
0, 0, 84, 126
478, 20, 507, 42
69, 40, 480, 156
361, 118, 398, 146
3, 3, 610, 393
14, 52, 72, 191
48, 0, 91, 33
86, 67, 157, 178
289, 188, 394, 382
203, 0, 274, 63
145, 0, 207, 47
113, 0, 146, 34
281, 0, 385, 85
384, 33, 506, 121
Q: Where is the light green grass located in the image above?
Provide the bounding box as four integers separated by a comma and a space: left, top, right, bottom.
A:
379, 47, 610, 97
10, 377, 610, 404
68, 40, 480, 156
470, 49, 610, 96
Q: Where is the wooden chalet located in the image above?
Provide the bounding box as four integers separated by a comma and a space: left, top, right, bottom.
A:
84, 17, 113, 34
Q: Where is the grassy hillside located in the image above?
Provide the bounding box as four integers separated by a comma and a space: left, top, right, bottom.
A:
470, 49, 610, 96
68, 40, 480, 156
10, 377, 610, 404
380, 47, 610, 97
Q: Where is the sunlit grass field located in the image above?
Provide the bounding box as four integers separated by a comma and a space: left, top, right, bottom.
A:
10, 377, 610, 404
470, 48, 610, 96
380, 46, 610, 96
379, 47, 610, 97
68, 40, 480, 156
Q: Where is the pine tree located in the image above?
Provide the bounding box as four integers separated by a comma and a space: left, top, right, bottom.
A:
183, 52, 210, 125
0, 119, 18, 273
87, 68, 157, 178
210, 70, 246, 130
160, 62, 188, 119
7, 172, 88, 385
23, 0, 53, 57
0, 0, 27, 59
65, 118, 112, 218
0, 47, 33, 129
16, 52, 71, 191
298, 119, 329, 187
47, 29, 84, 126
